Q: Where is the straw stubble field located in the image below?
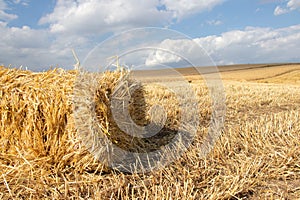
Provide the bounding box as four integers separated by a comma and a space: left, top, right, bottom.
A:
0, 64, 300, 199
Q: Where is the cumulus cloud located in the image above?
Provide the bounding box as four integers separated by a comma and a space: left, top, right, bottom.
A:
1, 0, 227, 70
0, 22, 88, 70
160, 0, 225, 20
145, 38, 215, 68
1, 0, 300, 70
274, 0, 300, 15
147, 25, 300, 66
145, 39, 192, 66
2, 23, 300, 70
196, 25, 300, 64
39, 0, 226, 35
39, 0, 171, 35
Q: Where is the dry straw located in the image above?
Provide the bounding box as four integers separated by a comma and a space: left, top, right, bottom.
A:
72, 67, 188, 173
0, 63, 182, 170
0, 64, 299, 199
0, 65, 161, 171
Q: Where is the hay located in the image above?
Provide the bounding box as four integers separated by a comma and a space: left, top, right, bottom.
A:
72, 69, 188, 172
1, 65, 299, 199
0, 67, 76, 162
0, 66, 183, 174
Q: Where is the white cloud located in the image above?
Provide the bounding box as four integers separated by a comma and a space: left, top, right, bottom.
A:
2, 23, 300, 70
274, 0, 300, 15
207, 19, 222, 26
39, 0, 226, 35
0, 0, 18, 21
196, 25, 300, 64
1, 0, 299, 71
160, 0, 225, 20
39, 0, 172, 35
287, 0, 300, 10
0, 10, 17, 21
0, 0, 7, 10
1, 0, 227, 70
0, 22, 88, 70
145, 37, 218, 68
147, 25, 300, 66
0, 0, 28, 21
0, 25, 49, 48
13, 0, 29, 6
145, 39, 191, 66
274, 6, 289, 15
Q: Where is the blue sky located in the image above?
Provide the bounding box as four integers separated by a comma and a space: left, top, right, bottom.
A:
0, 0, 300, 71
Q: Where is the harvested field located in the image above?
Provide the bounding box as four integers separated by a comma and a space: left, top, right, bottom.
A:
0, 64, 300, 199
219, 63, 300, 83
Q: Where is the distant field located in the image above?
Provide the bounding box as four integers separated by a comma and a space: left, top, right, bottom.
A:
132, 63, 300, 84
217, 63, 300, 84
0, 64, 299, 199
